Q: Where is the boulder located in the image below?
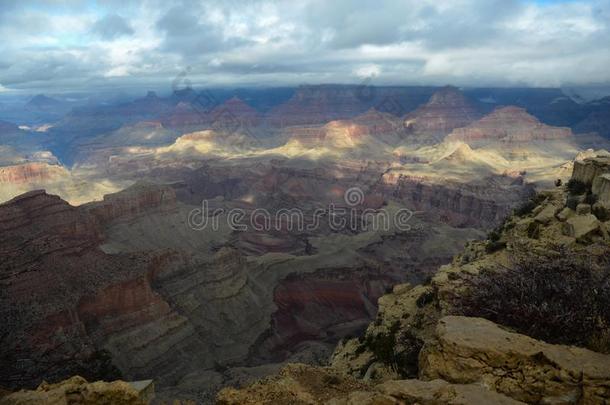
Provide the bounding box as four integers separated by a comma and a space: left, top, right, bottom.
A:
592, 202, 610, 221
419, 316, 610, 404
576, 203, 592, 215
534, 203, 558, 224
563, 214, 600, 239
556, 207, 575, 222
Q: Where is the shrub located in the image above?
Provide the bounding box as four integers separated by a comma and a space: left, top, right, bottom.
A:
364, 321, 400, 365
566, 195, 580, 210
567, 179, 588, 195
363, 321, 422, 378
416, 290, 435, 308
485, 240, 507, 253
514, 200, 537, 217
526, 221, 540, 239
453, 252, 610, 352
75, 349, 123, 382
395, 329, 423, 378
584, 192, 598, 205
593, 204, 610, 222
487, 229, 501, 242
513, 193, 546, 217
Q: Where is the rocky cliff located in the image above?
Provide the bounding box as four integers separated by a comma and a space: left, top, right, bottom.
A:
218, 154, 610, 404
0, 186, 181, 390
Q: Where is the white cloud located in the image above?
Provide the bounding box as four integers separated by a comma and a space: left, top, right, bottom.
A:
0, 0, 609, 91
354, 64, 381, 79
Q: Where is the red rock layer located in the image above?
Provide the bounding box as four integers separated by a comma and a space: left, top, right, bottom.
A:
83, 182, 177, 223
0, 190, 102, 272
78, 275, 173, 337
210, 96, 261, 128
403, 86, 481, 142
380, 174, 533, 228
0, 162, 65, 184
351, 108, 403, 137
266, 86, 369, 127
0, 187, 179, 389
287, 109, 404, 147
251, 266, 395, 362
446, 106, 572, 143
163, 97, 260, 131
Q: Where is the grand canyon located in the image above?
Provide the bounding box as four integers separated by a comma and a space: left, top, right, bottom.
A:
1, 1, 610, 404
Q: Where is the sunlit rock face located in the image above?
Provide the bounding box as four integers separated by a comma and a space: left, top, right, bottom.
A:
403, 86, 482, 144
446, 106, 572, 144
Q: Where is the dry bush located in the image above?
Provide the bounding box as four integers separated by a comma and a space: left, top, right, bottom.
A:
454, 251, 610, 352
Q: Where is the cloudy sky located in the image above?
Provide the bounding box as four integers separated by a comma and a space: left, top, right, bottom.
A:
1, 0, 610, 93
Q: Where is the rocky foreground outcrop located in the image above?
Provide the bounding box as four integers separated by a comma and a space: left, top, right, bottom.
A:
0, 376, 153, 405
572, 155, 610, 186
219, 154, 610, 404
217, 363, 523, 405
421, 317, 610, 404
